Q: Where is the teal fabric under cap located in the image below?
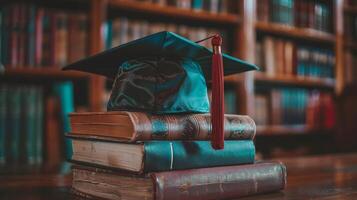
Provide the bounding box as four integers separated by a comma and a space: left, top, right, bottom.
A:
108, 57, 210, 113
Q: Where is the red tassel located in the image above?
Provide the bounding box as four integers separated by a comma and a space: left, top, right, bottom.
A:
211, 35, 224, 150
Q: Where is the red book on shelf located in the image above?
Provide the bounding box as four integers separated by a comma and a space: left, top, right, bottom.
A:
307, 0, 315, 29
67, 13, 88, 64
45, 96, 62, 166
35, 8, 44, 66
18, 4, 27, 67
9, 5, 20, 67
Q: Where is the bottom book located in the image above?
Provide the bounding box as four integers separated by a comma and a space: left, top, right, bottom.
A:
72, 162, 286, 200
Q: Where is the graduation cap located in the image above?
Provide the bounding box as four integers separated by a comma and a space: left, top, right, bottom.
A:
63, 31, 258, 150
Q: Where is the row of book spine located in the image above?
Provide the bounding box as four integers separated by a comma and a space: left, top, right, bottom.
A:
254, 88, 335, 129
257, 0, 332, 33
344, 15, 357, 42
0, 3, 89, 68
0, 82, 74, 166
256, 36, 335, 78
0, 84, 43, 165
136, 0, 230, 14
104, 17, 228, 50
344, 50, 357, 86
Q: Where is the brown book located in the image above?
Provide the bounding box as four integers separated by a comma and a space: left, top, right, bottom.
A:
263, 36, 275, 76
257, 0, 269, 22
271, 89, 282, 125
54, 12, 68, 66
45, 96, 62, 166
275, 39, 284, 75
72, 162, 286, 200
284, 40, 294, 75
69, 111, 256, 141
67, 13, 88, 63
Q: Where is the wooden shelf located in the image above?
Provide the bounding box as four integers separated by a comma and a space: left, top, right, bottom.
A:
1, 67, 90, 79
255, 22, 336, 44
344, 6, 357, 14
108, 0, 240, 25
254, 72, 335, 89
256, 125, 330, 136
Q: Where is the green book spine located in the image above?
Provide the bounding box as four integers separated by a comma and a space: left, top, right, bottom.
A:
0, 85, 6, 164
105, 20, 112, 49
34, 87, 44, 164
54, 82, 74, 160
8, 86, 21, 163
24, 87, 37, 164
192, 0, 203, 10
27, 5, 36, 66
144, 140, 255, 172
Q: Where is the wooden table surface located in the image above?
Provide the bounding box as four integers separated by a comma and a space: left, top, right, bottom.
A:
1, 153, 357, 200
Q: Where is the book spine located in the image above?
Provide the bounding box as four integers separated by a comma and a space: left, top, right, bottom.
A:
54, 81, 75, 159
35, 86, 44, 164
45, 95, 62, 166
27, 5, 36, 66
143, 140, 255, 172
24, 86, 37, 164
8, 86, 21, 163
129, 112, 256, 141
0, 85, 6, 164
35, 7, 43, 66
152, 162, 286, 200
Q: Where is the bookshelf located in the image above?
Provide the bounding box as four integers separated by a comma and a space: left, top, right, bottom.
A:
0, 0, 354, 187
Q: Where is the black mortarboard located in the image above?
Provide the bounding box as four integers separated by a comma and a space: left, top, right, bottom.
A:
63, 31, 258, 149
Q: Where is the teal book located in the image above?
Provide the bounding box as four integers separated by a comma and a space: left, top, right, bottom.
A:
0, 85, 6, 164
23, 86, 37, 164
34, 86, 44, 164
192, 0, 203, 10
69, 136, 255, 173
27, 5, 36, 66
7, 86, 22, 163
54, 82, 74, 160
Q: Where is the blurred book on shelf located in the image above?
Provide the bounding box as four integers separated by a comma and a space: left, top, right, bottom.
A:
253, 88, 336, 131
257, 0, 332, 33
0, 82, 74, 170
256, 36, 335, 79
104, 17, 228, 51
132, 0, 230, 14
344, 50, 357, 86
0, 3, 89, 68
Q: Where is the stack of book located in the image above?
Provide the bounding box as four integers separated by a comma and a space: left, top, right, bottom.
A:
68, 111, 286, 199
